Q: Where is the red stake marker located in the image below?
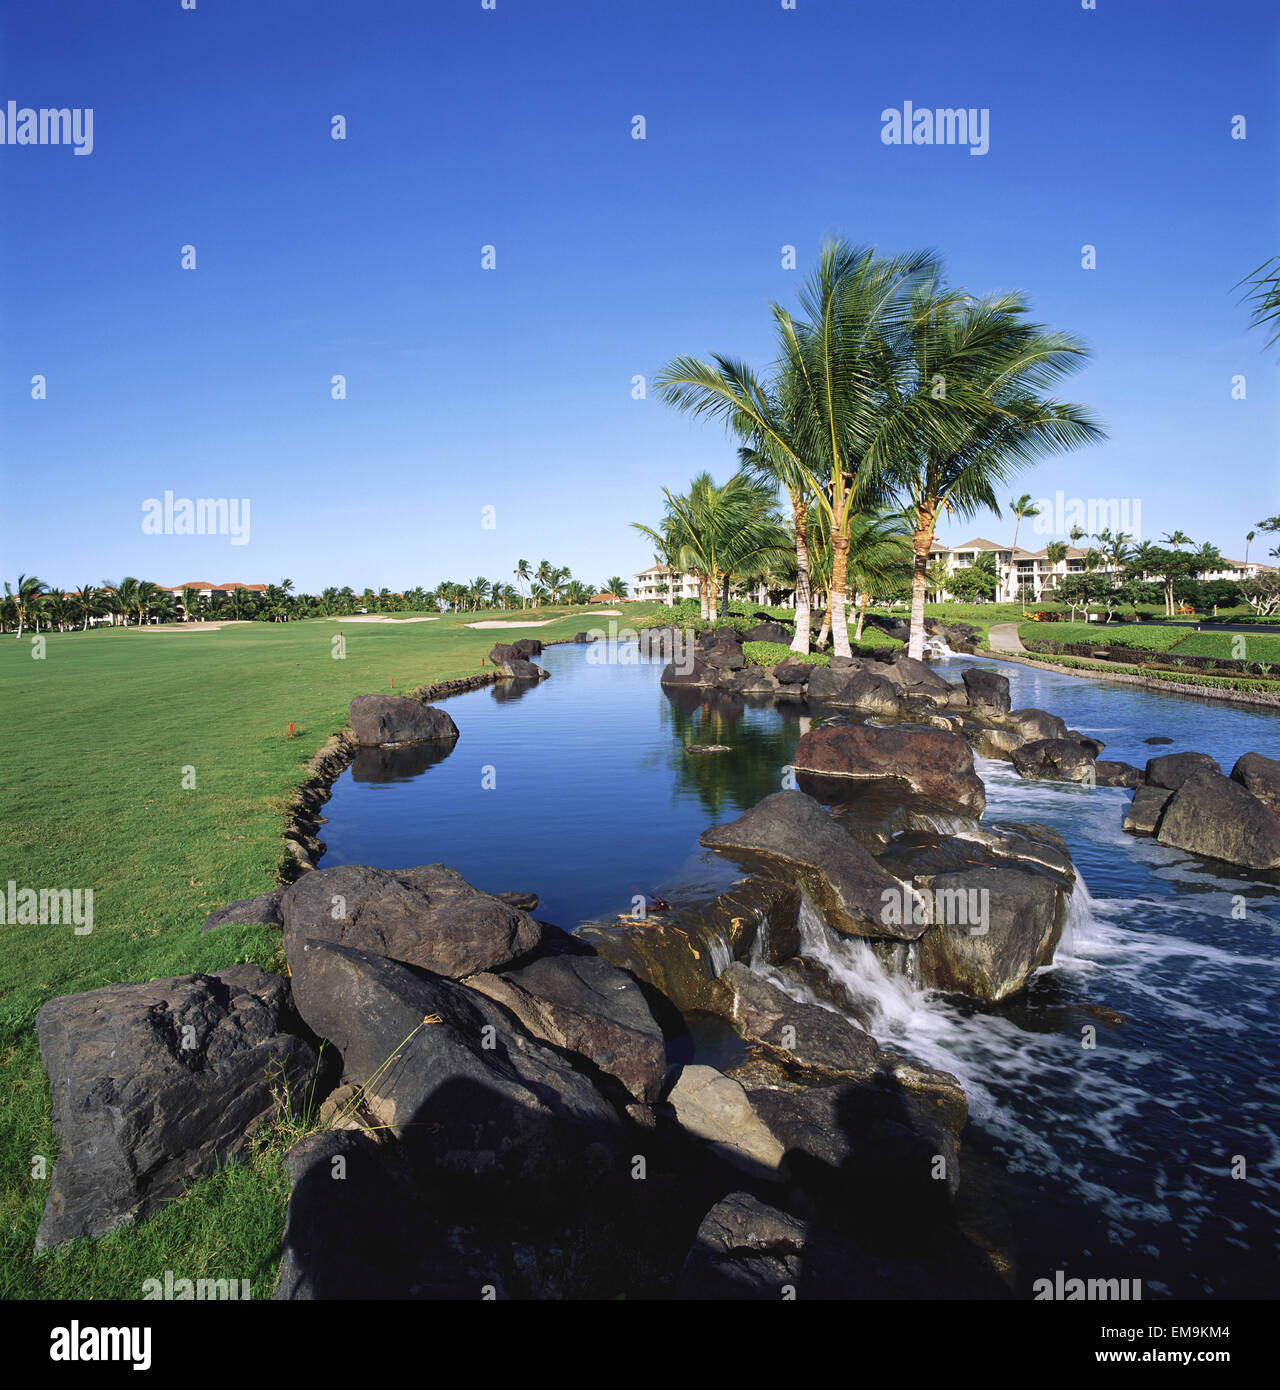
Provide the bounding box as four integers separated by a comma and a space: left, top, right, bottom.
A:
390, 676, 394, 689
288, 721, 294, 738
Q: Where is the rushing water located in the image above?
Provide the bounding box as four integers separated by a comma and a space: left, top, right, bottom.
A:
321, 639, 1280, 1297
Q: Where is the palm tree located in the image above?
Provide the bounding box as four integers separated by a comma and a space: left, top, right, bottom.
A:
514, 559, 532, 610
181, 586, 200, 622
879, 287, 1105, 659
1069, 523, 1086, 547
136, 581, 159, 626
657, 240, 939, 657
633, 472, 788, 623
227, 585, 251, 620
1042, 540, 1069, 598
1245, 530, 1256, 565
75, 583, 98, 631
604, 576, 629, 598
117, 576, 140, 625
1162, 530, 1192, 552
1235, 255, 1280, 352
1006, 494, 1042, 598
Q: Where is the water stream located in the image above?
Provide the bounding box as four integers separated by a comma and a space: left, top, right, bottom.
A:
321, 638, 1280, 1296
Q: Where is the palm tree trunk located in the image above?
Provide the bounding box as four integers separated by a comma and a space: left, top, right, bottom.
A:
707, 573, 720, 623
854, 591, 869, 640
1007, 518, 1021, 600
720, 574, 730, 616
699, 577, 710, 621
791, 499, 812, 654
830, 534, 852, 658
908, 509, 937, 661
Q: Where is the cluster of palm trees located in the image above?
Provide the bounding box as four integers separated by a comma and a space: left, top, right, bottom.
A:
2, 566, 634, 634
645, 239, 1104, 658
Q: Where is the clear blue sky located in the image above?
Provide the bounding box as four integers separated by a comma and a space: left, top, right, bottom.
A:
2, 0, 1277, 594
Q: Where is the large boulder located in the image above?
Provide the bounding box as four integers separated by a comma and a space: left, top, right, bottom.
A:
1145, 751, 1221, 790
201, 887, 284, 933
910, 865, 1064, 1002
997, 708, 1070, 744
1011, 738, 1097, 783
665, 1065, 785, 1177
287, 942, 626, 1206
808, 667, 900, 715
700, 645, 746, 671
794, 723, 986, 816
715, 963, 883, 1079
1231, 752, 1280, 812
35, 965, 317, 1248
885, 655, 952, 694
961, 667, 1011, 716
742, 622, 793, 644
1155, 770, 1280, 870
464, 951, 667, 1102
772, 658, 812, 686
1094, 761, 1144, 788
1122, 785, 1173, 835
282, 863, 543, 980
699, 791, 917, 940
348, 694, 459, 748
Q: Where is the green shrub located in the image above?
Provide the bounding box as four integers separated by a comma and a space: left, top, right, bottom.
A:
742, 642, 829, 667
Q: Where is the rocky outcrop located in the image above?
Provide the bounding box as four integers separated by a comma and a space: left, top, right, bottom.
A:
807, 667, 900, 715
1155, 770, 1280, 870
1122, 785, 1173, 835
1095, 761, 1143, 788
1011, 738, 1097, 783
201, 887, 284, 933
742, 621, 793, 644
794, 723, 987, 816
1145, 751, 1221, 790
35, 965, 317, 1249
699, 790, 915, 940
961, 668, 1011, 716
1231, 752, 1280, 812
287, 942, 626, 1203
282, 863, 543, 980
348, 694, 459, 748
464, 950, 667, 1102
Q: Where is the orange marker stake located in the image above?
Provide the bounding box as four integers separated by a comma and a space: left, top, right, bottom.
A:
288, 722, 294, 738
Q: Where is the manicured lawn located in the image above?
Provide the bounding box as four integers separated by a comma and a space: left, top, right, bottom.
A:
1167, 631, 1280, 663
0, 603, 667, 1298
1020, 622, 1192, 653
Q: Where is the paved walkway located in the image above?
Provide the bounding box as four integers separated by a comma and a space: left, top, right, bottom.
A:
988, 622, 1026, 653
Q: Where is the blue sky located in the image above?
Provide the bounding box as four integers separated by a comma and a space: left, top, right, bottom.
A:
2, 0, 1277, 594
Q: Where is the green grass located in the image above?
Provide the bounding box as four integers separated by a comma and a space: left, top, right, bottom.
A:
742, 642, 829, 667
0, 603, 668, 1298
1019, 621, 1191, 653
1166, 632, 1280, 663
1009, 650, 1279, 695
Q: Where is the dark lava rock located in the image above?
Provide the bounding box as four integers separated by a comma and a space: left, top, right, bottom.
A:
1231, 752, 1280, 812
1011, 738, 1097, 783
282, 863, 543, 980
1144, 736, 1174, 745
808, 667, 900, 715
201, 887, 284, 933
287, 942, 626, 1206
1155, 770, 1280, 870
772, 658, 812, 685
997, 708, 1070, 744
1095, 761, 1144, 788
348, 694, 459, 747
1145, 751, 1222, 790
961, 668, 1011, 716
465, 951, 667, 1102
35, 965, 316, 1248
700, 790, 913, 940
742, 622, 793, 644
1122, 785, 1173, 836
794, 724, 986, 816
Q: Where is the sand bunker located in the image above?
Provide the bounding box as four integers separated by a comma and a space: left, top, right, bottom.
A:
326, 615, 440, 623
